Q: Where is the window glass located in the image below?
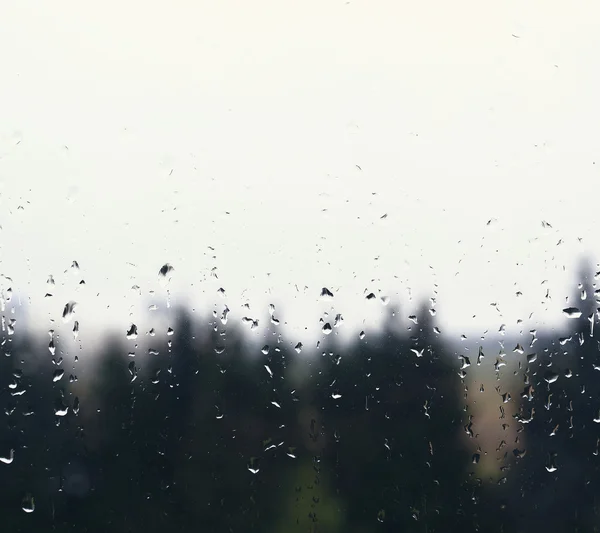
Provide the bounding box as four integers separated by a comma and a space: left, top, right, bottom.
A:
1, 2, 599, 531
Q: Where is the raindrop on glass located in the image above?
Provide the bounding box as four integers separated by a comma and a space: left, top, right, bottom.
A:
158, 263, 174, 285
62, 301, 77, 323
562, 307, 582, 318
21, 493, 35, 513
126, 324, 138, 340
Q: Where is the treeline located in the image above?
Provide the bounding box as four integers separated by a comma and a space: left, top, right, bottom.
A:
1, 269, 600, 532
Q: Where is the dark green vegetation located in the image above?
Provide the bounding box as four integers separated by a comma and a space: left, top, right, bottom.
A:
2, 269, 600, 532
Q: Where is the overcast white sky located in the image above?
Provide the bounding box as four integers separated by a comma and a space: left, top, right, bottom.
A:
1, 0, 599, 348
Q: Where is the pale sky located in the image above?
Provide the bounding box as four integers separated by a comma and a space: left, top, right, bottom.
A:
1, 0, 599, 348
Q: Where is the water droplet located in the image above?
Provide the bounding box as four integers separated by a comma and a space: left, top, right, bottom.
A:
377, 509, 386, 523
320, 287, 334, 299
126, 324, 138, 340
167, 327, 174, 336
52, 369, 64, 382
294, 342, 303, 353
359, 330, 366, 339
21, 493, 35, 513
0, 448, 14, 464
322, 323, 332, 335
261, 345, 270, 355
158, 263, 174, 285
545, 452, 558, 472
331, 393, 342, 399
62, 301, 77, 323
54, 402, 68, 417
411, 348, 424, 358
221, 306, 230, 324
513, 344, 524, 354
544, 371, 559, 384
128, 361, 137, 382
459, 355, 471, 369
563, 307, 582, 318
247, 457, 260, 474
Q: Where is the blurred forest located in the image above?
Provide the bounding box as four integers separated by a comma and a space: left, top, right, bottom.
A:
2, 265, 600, 532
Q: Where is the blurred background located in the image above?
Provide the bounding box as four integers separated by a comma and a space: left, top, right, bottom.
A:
2, 0, 600, 531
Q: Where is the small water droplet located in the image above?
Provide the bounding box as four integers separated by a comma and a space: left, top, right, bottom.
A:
563, 307, 582, 318
221, 306, 230, 324
545, 452, 558, 472
247, 457, 260, 474
294, 342, 303, 353
52, 369, 64, 382
410, 348, 424, 358
126, 324, 138, 340
320, 287, 334, 299
322, 323, 332, 335
62, 301, 77, 323
158, 263, 174, 285
0, 448, 14, 464
21, 493, 35, 513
